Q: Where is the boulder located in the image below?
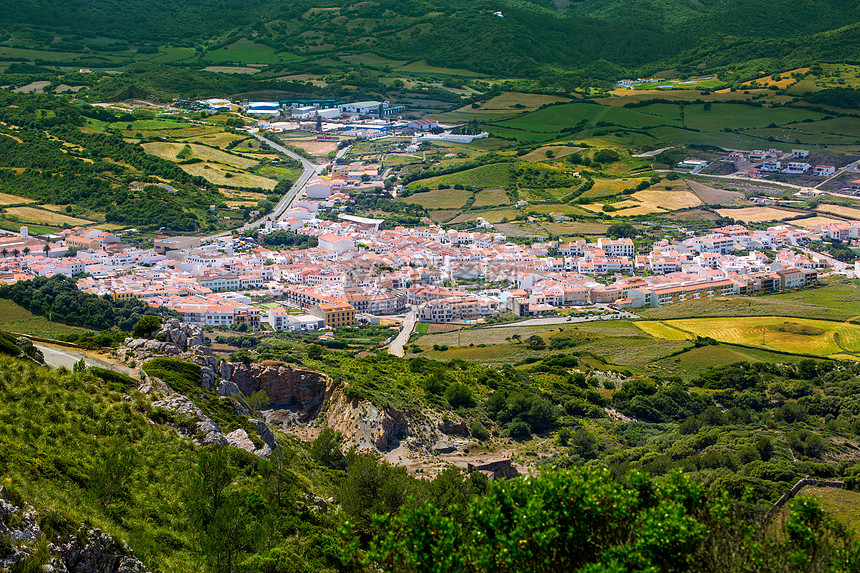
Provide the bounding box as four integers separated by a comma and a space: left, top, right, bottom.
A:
217, 380, 241, 397
439, 419, 469, 436
225, 429, 256, 452
326, 388, 407, 451
250, 418, 277, 450
54, 528, 149, 573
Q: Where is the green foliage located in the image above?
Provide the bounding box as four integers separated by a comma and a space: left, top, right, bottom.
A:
132, 315, 162, 339
355, 467, 860, 572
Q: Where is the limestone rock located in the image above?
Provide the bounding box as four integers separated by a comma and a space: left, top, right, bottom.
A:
55, 528, 150, 573
217, 380, 241, 397
225, 429, 255, 452
222, 361, 331, 420
250, 418, 277, 450
439, 419, 469, 436
326, 389, 407, 452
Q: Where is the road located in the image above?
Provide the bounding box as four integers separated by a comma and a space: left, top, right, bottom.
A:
798, 247, 850, 275
35, 343, 118, 370
201, 131, 319, 242
632, 147, 674, 158
388, 310, 416, 357
487, 312, 639, 328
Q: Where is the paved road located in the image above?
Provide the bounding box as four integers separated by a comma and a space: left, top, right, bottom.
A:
201, 131, 319, 242
798, 247, 849, 274
487, 312, 639, 328
388, 310, 416, 357
632, 147, 674, 158
35, 343, 116, 370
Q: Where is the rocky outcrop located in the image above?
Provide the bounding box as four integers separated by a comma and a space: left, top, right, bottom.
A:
124, 319, 206, 362
325, 389, 408, 452
0, 487, 149, 573
221, 361, 332, 420
150, 392, 227, 447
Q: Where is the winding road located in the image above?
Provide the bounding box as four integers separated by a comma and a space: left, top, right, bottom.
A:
202, 130, 320, 242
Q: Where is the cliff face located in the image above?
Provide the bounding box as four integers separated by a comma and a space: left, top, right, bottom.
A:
220, 360, 332, 421
325, 389, 408, 452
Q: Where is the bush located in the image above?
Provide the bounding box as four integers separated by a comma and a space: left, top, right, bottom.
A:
470, 421, 490, 441
445, 383, 475, 409
508, 419, 531, 440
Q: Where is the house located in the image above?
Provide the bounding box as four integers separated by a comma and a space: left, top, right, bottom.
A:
318, 233, 355, 254
306, 179, 333, 199
749, 150, 767, 162
813, 165, 836, 177
760, 160, 781, 172
785, 162, 810, 173
310, 302, 356, 328
792, 149, 810, 158
724, 152, 745, 162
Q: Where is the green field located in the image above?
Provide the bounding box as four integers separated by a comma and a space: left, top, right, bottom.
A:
400, 188, 472, 209
405, 162, 511, 191
0, 299, 91, 339
207, 39, 298, 64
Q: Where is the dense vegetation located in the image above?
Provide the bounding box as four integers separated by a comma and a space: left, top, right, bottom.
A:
0, 0, 857, 82
0, 275, 163, 331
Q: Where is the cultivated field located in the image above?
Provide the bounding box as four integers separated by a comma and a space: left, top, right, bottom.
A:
817, 204, 860, 220
142, 142, 260, 169
0, 193, 33, 205
715, 206, 801, 222
4, 206, 92, 226
646, 316, 860, 357
521, 146, 583, 162
473, 188, 509, 207
180, 163, 277, 189
632, 188, 703, 210
790, 216, 843, 228
685, 180, 744, 205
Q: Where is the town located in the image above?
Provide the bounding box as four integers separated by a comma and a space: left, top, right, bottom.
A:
0, 207, 853, 335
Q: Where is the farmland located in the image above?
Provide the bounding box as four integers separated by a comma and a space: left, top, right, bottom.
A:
0, 299, 91, 339
3, 206, 94, 226
715, 206, 802, 223
642, 282, 860, 322
642, 316, 860, 357
400, 188, 472, 209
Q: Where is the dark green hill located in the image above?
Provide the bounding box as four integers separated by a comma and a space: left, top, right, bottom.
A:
0, 0, 857, 78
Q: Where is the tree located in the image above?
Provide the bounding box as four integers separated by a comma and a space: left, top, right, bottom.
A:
310, 427, 346, 470
132, 315, 162, 339
525, 335, 546, 350
444, 382, 475, 408
607, 222, 636, 239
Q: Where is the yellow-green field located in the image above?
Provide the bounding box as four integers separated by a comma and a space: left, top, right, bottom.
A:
401, 188, 472, 209
0, 192, 33, 205
142, 142, 260, 169
818, 204, 860, 220
715, 206, 802, 223
4, 206, 93, 226
473, 188, 509, 207
638, 316, 860, 357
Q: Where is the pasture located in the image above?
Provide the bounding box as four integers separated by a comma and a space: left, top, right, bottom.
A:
0, 299, 91, 339
642, 284, 860, 322
405, 162, 511, 190
685, 180, 744, 205
206, 39, 296, 64
401, 188, 472, 209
